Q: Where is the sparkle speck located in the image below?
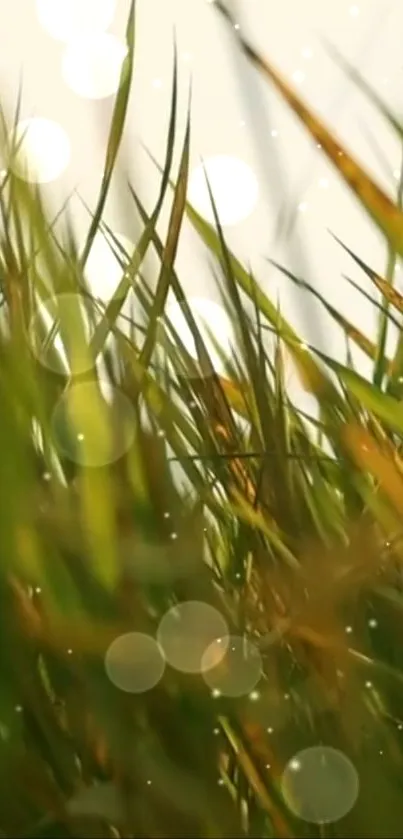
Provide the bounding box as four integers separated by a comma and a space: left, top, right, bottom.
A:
267, 727, 273, 734
249, 690, 260, 701
147, 779, 152, 785
35, 586, 42, 594
365, 681, 372, 689
368, 618, 378, 628
218, 778, 224, 785
163, 512, 170, 519
345, 625, 353, 634
234, 23, 240, 30
271, 129, 278, 137
170, 532, 178, 540
43, 472, 51, 481
398, 723, 403, 730
77, 433, 84, 441
292, 70, 305, 84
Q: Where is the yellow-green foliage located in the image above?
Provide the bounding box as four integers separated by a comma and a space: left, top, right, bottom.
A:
1, 2, 403, 836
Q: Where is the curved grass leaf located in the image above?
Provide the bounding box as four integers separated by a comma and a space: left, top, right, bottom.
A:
268, 257, 387, 371
90, 45, 179, 358
332, 234, 403, 316
79, 0, 136, 271
139, 98, 191, 372
321, 355, 403, 434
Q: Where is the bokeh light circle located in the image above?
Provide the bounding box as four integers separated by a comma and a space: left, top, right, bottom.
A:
29, 293, 94, 375
163, 297, 235, 378
83, 230, 135, 302
157, 601, 229, 674
105, 632, 165, 693
62, 33, 128, 99
51, 380, 135, 467
188, 155, 258, 226
281, 746, 359, 824
202, 635, 262, 697
36, 0, 116, 42
9, 118, 70, 184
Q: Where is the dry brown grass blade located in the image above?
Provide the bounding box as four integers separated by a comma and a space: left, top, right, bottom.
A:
219, 717, 293, 838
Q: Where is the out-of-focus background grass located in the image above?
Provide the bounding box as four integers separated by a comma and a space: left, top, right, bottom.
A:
2, 1, 403, 837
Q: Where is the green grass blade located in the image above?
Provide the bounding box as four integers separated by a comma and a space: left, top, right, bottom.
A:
90, 46, 179, 359
139, 98, 191, 372
79, 0, 136, 271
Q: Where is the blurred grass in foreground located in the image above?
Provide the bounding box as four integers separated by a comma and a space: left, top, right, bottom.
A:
1, 1, 403, 836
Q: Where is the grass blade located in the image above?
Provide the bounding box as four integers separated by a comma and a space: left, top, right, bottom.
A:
90, 45, 179, 358
79, 0, 136, 271
139, 96, 191, 371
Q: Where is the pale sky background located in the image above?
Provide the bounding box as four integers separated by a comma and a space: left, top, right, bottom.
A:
1, 0, 403, 398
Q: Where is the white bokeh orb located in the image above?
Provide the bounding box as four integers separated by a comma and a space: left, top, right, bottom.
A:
62, 33, 128, 100
36, 0, 116, 42
281, 746, 359, 824
188, 155, 258, 226
51, 380, 136, 467
105, 632, 165, 693
10, 118, 70, 184
157, 601, 229, 674
29, 292, 92, 375
84, 231, 135, 302
202, 635, 263, 697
